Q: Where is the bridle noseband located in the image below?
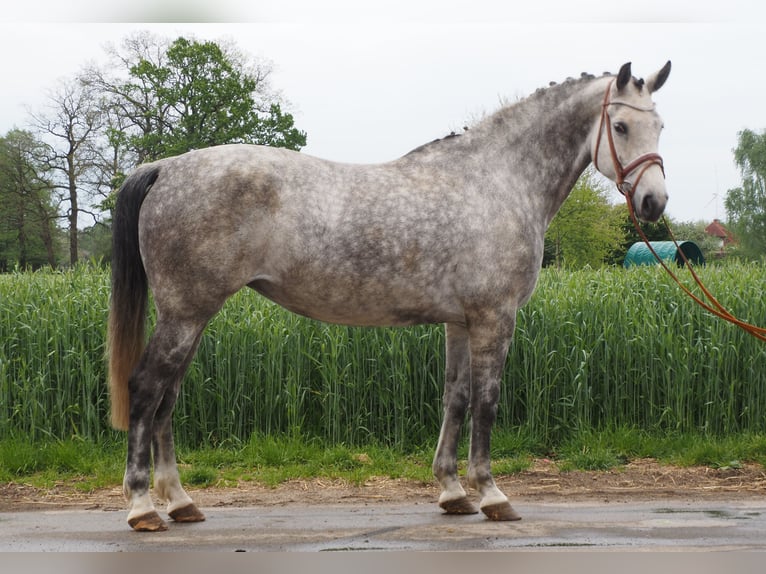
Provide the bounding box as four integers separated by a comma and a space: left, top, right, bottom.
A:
593, 79, 665, 200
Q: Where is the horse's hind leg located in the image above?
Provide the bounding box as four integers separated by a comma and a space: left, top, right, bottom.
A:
466, 311, 521, 521
433, 323, 478, 515
123, 318, 206, 532
152, 330, 206, 524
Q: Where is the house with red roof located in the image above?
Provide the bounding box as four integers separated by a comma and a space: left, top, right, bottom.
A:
704, 219, 737, 256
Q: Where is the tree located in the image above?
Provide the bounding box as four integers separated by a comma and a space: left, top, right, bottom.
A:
85, 33, 306, 164
12, 32, 307, 267
30, 78, 104, 265
81, 32, 307, 227
544, 169, 625, 268
725, 128, 766, 259
151, 37, 306, 157
0, 129, 60, 269
81, 31, 172, 167
251, 103, 308, 151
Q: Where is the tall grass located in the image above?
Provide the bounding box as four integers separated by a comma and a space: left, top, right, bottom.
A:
1, 262, 764, 450
508, 265, 766, 444
0, 267, 112, 442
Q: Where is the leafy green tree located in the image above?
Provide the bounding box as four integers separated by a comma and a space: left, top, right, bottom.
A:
251, 103, 307, 151
544, 169, 625, 268
725, 128, 766, 259
78, 222, 112, 264
87, 34, 306, 164
81, 32, 307, 231
82, 31, 173, 167
0, 130, 61, 269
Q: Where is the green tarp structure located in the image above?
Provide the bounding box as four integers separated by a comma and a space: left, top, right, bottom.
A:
623, 241, 705, 268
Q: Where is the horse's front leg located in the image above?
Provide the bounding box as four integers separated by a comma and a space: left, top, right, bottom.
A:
466, 313, 521, 521
433, 323, 478, 515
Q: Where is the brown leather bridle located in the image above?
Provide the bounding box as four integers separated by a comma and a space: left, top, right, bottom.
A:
593, 79, 665, 200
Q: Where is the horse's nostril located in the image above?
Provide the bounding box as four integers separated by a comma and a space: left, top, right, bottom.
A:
642, 195, 654, 215
640, 193, 666, 222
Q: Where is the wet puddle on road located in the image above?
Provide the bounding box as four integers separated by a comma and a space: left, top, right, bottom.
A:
653, 508, 761, 520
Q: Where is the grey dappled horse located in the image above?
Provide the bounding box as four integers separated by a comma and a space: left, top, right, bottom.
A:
108, 62, 671, 531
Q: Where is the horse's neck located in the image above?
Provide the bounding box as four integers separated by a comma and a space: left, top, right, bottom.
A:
474, 78, 607, 225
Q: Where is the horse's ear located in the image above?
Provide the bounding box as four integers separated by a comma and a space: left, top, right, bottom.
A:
616, 62, 632, 91
647, 60, 671, 94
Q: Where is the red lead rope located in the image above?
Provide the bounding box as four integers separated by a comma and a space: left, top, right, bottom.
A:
625, 200, 766, 343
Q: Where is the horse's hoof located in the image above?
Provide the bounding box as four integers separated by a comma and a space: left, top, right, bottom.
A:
128, 511, 169, 531
169, 503, 206, 523
439, 496, 479, 515
481, 501, 522, 521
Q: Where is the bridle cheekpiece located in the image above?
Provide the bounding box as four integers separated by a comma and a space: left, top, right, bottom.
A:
593, 79, 665, 200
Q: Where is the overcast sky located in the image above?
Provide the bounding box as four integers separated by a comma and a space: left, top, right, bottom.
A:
1, 1, 764, 223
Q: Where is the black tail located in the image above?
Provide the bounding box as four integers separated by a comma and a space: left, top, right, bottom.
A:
107, 165, 160, 430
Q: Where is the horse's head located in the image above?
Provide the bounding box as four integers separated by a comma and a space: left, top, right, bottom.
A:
592, 61, 671, 222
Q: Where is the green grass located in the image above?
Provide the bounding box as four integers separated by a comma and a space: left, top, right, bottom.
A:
0, 434, 436, 490
0, 266, 113, 443
178, 433, 436, 487
552, 427, 766, 471
2, 429, 766, 492
0, 437, 124, 489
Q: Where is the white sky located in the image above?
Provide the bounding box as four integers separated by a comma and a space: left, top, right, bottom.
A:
1, 1, 764, 223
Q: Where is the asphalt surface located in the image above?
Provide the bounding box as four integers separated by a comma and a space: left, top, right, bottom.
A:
1, 498, 765, 551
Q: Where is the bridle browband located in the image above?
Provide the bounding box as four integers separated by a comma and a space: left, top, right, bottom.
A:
593, 79, 665, 199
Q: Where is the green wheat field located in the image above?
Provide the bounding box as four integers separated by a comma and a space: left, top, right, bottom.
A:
1, 263, 764, 454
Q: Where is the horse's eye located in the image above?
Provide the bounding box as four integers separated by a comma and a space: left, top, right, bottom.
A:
614, 122, 628, 135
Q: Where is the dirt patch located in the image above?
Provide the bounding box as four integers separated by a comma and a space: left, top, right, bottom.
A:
2, 458, 765, 513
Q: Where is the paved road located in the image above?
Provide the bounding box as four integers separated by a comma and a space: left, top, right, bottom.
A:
1, 498, 765, 551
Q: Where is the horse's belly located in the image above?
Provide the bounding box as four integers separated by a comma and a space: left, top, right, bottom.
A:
248, 277, 463, 327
